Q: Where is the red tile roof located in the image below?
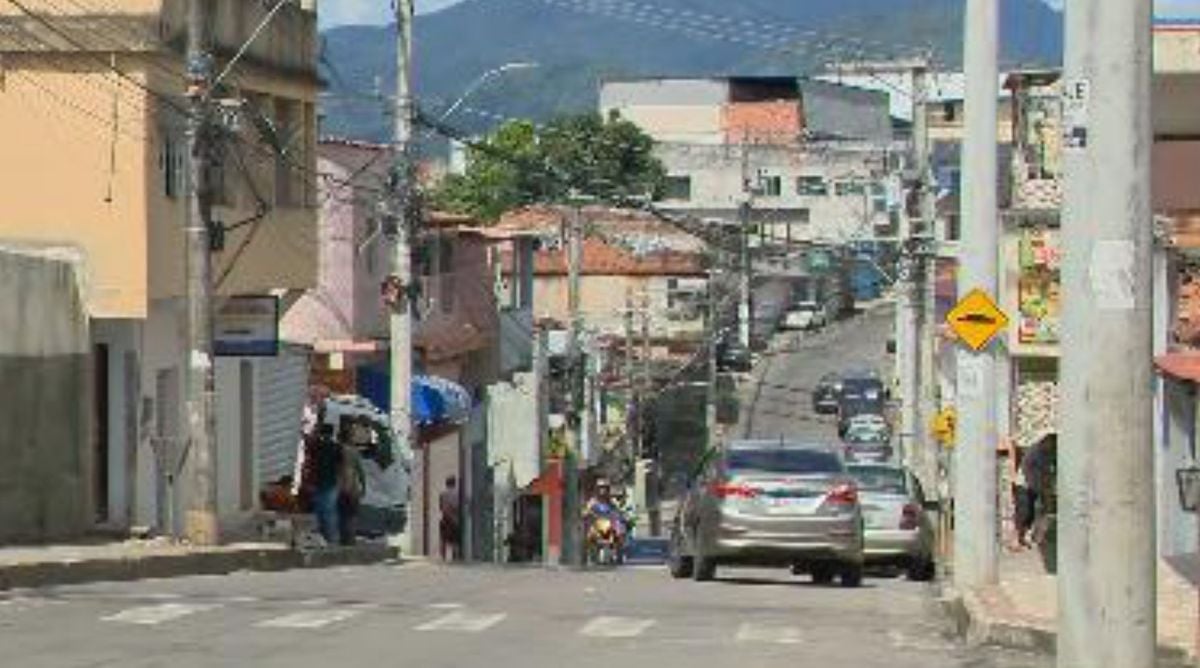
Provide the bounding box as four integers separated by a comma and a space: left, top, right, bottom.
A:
495, 205, 706, 277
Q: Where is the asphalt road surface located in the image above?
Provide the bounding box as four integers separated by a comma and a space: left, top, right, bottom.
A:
739, 303, 896, 442
0, 561, 1048, 668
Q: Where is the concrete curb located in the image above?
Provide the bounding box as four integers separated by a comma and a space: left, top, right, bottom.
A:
0, 544, 401, 591
939, 585, 1194, 667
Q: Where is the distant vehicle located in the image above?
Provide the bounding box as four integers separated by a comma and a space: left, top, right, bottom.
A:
716, 335, 752, 373
846, 414, 890, 439
846, 463, 937, 581
837, 371, 887, 436
782, 302, 826, 331
842, 427, 893, 464
811, 373, 843, 415
668, 441, 865, 587
837, 399, 884, 438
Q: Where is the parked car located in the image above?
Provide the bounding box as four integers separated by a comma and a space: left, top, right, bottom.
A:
667, 441, 865, 587
782, 302, 826, 331
846, 463, 937, 581
812, 372, 843, 415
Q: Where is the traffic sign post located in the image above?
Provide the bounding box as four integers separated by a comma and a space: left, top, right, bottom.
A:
946, 289, 1009, 352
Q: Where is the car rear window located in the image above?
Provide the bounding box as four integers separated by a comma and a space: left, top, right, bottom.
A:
727, 449, 843, 475
848, 466, 907, 494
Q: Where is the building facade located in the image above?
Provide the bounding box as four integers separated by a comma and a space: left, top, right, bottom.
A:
599, 76, 902, 246
0, 0, 320, 538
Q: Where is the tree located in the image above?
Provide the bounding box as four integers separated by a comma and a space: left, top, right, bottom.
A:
432, 112, 665, 221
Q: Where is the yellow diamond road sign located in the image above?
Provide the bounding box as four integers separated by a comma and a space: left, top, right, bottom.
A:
947, 289, 1009, 351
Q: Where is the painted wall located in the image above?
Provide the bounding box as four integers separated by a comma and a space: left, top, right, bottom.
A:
0, 4, 319, 318
0, 247, 92, 542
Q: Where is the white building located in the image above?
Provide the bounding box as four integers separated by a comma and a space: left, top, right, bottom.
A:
599, 76, 904, 245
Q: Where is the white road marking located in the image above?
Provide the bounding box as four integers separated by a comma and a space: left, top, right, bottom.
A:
579, 616, 656, 638
221, 596, 260, 604
735, 622, 803, 645
426, 602, 464, 610
257, 609, 362, 629
415, 611, 508, 632
102, 603, 220, 626
296, 598, 331, 607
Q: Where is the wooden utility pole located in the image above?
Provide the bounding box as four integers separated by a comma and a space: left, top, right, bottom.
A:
183, 0, 218, 546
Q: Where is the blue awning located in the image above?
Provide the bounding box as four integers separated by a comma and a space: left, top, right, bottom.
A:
412, 375, 472, 426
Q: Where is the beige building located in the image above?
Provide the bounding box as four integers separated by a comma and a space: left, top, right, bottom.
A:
0, 0, 319, 537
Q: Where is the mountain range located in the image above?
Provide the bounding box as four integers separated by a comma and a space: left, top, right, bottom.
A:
319, 0, 1064, 143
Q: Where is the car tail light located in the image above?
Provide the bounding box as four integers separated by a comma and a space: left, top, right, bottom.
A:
825, 483, 858, 506
708, 482, 759, 499
900, 503, 920, 530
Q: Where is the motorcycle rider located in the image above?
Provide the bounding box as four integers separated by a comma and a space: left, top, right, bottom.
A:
583, 479, 626, 557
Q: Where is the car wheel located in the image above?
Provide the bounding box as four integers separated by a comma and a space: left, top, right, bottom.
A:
907, 556, 936, 582
810, 565, 836, 585
692, 553, 717, 582
840, 563, 864, 588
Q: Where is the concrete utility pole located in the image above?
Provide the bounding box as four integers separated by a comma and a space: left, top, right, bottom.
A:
391, 0, 417, 554
912, 62, 939, 490
738, 139, 754, 351
954, 0, 1000, 588
1058, 1, 1156, 666
564, 204, 585, 565
182, 0, 218, 546
639, 290, 660, 536
706, 253, 721, 452
624, 289, 638, 462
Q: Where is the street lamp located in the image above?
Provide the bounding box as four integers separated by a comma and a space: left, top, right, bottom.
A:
438, 62, 539, 123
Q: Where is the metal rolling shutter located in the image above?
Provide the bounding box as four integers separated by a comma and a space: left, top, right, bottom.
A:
255, 346, 310, 486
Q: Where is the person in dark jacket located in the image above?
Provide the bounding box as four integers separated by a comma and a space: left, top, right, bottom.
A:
311, 424, 341, 544
336, 418, 367, 546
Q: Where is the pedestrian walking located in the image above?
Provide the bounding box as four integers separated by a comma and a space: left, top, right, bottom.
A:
1012, 453, 1035, 549
439, 476, 461, 561
311, 423, 341, 545
1023, 433, 1057, 545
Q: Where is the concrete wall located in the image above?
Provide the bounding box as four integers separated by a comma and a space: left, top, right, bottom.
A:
800, 80, 893, 142
601, 79, 729, 108
0, 247, 92, 542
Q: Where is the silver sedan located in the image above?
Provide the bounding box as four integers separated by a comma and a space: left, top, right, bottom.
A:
846, 463, 937, 581
668, 441, 865, 587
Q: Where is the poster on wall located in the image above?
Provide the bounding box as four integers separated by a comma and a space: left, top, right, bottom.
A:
1017, 229, 1061, 345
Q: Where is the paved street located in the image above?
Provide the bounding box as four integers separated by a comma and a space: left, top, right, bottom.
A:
740, 304, 895, 441
0, 301, 1047, 668
0, 561, 1048, 668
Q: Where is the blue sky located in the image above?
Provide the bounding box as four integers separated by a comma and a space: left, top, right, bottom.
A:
317, 0, 1200, 30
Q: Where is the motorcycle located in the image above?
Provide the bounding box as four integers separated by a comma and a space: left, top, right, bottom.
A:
585, 503, 625, 566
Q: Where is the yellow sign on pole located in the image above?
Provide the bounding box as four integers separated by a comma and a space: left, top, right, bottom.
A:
932, 408, 957, 448
946, 289, 1009, 351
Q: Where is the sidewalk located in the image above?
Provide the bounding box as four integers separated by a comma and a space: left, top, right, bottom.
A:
0, 537, 400, 591
943, 549, 1197, 666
